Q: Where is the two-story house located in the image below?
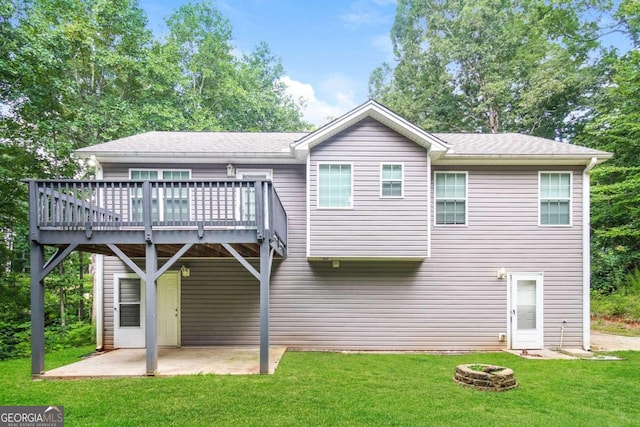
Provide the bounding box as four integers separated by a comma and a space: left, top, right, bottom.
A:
27, 100, 611, 376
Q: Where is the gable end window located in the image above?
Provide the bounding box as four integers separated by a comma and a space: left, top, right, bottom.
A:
539, 172, 571, 226
380, 164, 403, 198
435, 172, 467, 225
318, 163, 352, 208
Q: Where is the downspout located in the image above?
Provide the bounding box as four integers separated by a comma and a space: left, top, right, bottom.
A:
305, 152, 311, 259
582, 157, 598, 351
426, 150, 432, 258
93, 159, 104, 350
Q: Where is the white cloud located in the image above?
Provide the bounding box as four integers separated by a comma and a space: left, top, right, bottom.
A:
280, 75, 358, 127
340, 0, 396, 29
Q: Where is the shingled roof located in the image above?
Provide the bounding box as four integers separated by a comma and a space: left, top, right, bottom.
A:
75, 100, 610, 165
76, 129, 609, 161
75, 131, 307, 154
433, 133, 610, 157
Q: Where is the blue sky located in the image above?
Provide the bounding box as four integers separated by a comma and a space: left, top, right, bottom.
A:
139, 0, 398, 125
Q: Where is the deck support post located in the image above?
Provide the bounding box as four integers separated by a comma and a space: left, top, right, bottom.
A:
259, 239, 272, 374
30, 242, 45, 377
145, 242, 158, 375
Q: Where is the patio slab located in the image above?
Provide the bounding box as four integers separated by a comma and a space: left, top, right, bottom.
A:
41, 346, 287, 379
503, 349, 577, 359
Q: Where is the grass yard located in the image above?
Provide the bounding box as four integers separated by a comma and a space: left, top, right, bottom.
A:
1, 347, 639, 426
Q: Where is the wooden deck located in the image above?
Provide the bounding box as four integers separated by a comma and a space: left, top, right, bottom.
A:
27, 178, 287, 377
27, 179, 287, 258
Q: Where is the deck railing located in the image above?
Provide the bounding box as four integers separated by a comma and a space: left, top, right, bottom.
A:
27, 179, 287, 247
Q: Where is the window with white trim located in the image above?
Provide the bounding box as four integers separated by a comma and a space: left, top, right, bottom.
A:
539, 172, 571, 225
380, 164, 403, 198
435, 172, 467, 225
318, 163, 352, 208
118, 277, 142, 327
130, 169, 191, 222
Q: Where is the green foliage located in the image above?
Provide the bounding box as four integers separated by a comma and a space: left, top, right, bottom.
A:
45, 321, 95, 352
592, 266, 640, 323
591, 291, 640, 319
369, 0, 608, 138
591, 247, 633, 294
592, 289, 640, 322
0, 255, 93, 360
624, 268, 640, 295
580, 3, 640, 295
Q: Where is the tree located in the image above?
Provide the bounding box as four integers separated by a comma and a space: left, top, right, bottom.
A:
161, 1, 307, 131
5, 0, 154, 177
369, 0, 608, 138
577, 0, 640, 293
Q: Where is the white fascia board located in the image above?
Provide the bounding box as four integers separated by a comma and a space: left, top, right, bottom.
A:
433, 154, 612, 166
307, 256, 426, 262
293, 100, 449, 159
76, 152, 302, 164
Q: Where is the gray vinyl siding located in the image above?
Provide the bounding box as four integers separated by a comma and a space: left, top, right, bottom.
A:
99, 133, 586, 351
430, 166, 584, 349
308, 117, 429, 258
181, 259, 260, 345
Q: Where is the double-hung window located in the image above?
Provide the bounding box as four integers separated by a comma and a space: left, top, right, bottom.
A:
380, 164, 403, 198
130, 170, 159, 222
318, 163, 352, 208
130, 169, 191, 223
435, 172, 467, 225
539, 172, 571, 225
162, 170, 190, 222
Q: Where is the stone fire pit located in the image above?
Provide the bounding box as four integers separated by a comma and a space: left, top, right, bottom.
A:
453, 364, 518, 391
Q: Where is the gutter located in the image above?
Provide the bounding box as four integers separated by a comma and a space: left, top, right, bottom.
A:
582, 157, 598, 351
74, 151, 301, 164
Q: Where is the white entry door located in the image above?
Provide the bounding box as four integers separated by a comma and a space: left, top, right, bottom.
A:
509, 273, 544, 349
114, 274, 145, 348
236, 169, 272, 223
157, 271, 180, 347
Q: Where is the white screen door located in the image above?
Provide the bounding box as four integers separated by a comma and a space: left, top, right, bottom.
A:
509, 273, 544, 349
157, 272, 180, 347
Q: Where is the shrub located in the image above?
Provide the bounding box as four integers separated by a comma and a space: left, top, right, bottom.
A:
591, 246, 631, 294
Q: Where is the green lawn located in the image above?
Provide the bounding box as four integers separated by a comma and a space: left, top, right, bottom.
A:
1, 347, 639, 426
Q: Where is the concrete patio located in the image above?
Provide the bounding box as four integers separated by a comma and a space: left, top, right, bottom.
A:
41, 346, 288, 379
